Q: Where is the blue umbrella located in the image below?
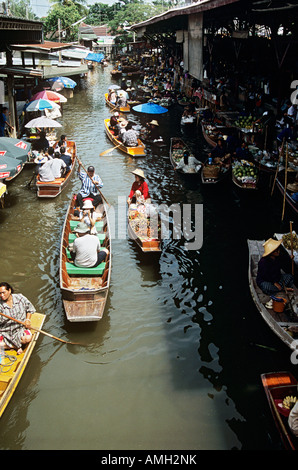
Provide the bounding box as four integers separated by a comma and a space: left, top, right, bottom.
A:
86, 52, 104, 63
48, 76, 77, 89
132, 102, 168, 114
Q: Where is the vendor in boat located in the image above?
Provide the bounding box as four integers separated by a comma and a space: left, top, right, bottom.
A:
175, 151, 202, 174
145, 120, 161, 141
209, 137, 226, 161
127, 169, 151, 205
69, 222, 108, 268
256, 238, 294, 296
235, 141, 253, 162
32, 130, 49, 152
0, 282, 35, 354
76, 161, 103, 210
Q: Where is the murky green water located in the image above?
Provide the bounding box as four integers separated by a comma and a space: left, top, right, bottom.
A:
0, 65, 296, 450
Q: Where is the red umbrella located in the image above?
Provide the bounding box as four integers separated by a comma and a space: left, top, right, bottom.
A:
30, 90, 67, 103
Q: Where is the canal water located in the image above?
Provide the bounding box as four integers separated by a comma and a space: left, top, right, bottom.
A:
0, 64, 297, 451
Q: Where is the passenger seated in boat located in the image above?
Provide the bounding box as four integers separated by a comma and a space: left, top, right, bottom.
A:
57, 134, 67, 149
116, 91, 127, 108
127, 169, 151, 205
115, 119, 128, 141
32, 131, 49, 152
288, 401, 298, 437
175, 151, 202, 173
72, 199, 101, 234
38, 157, 55, 182
122, 122, 139, 147
69, 222, 108, 268
109, 112, 119, 134
59, 146, 72, 173
108, 90, 117, 104
76, 161, 103, 210
0, 282, 35, 355
256, 238, 294, 296
50, 151, 67, 178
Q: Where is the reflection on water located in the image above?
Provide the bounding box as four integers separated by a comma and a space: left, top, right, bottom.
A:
0, 65, 296, 450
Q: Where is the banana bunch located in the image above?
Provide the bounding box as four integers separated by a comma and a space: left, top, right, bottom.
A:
282, 395, 297, 410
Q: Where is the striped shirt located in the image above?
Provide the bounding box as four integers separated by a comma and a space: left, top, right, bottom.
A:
78, 169, 103, 198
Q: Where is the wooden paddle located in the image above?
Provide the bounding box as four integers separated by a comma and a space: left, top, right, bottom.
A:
100, 143, 122, 156
271, 138, 284, 196
290, 220, 294, 275
77, 158, 110, 206
0, 311, 82, 345
281, 142, 288, 221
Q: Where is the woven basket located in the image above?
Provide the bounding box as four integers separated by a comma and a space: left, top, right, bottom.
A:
203, 165, 220, 177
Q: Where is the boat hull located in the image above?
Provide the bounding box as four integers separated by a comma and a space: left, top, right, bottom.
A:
59, 194, 111, 322
104, 118, 146, 157
0, 312, 45, 418
36, 140, 77, 198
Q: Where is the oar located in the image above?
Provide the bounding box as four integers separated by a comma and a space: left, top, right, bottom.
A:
100, 143, 122, 156
26, 170, 36, 188
290, 220, 294, 275
281, 142, 288, 221
77, 158, 110, 206
271, 138, 284, 196
0, 311, 82, 345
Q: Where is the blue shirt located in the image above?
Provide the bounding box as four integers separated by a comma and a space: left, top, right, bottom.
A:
78, 169, 103, 197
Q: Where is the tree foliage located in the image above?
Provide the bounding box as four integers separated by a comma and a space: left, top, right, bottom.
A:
43, 4, 82, 42
9, 0, 37, 19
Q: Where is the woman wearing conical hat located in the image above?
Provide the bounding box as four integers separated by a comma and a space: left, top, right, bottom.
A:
127, 169, 151, 205
256, 238, 294, 296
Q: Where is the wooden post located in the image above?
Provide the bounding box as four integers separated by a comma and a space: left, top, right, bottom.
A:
281, 143, 288, 221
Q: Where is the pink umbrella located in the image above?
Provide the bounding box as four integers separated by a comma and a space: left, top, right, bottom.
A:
30, 90, 67, 103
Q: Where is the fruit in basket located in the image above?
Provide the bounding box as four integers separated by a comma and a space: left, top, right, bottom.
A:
282, 395, 297, 410
282, 232, 298, 250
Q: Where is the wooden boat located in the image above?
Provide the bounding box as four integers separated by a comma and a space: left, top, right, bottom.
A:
247, 239, 298, 351
170, 137, 202, 175
0, 312, 45, 418
261, 371, 298, 450
201, 159, 231, 184
232, 160, 259, 190
275, 170, 298, 216
127, 203, 161, 253
59, 194, 111, 322
201, 121, 235, 148
36, 140, 77, 198
104, 118, 146, 157
104, 93, 130, 113
0, 182, 6, 208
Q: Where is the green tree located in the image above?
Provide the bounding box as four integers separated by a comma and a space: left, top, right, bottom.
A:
9, 0, 37, 19
43, 4, 82, 42
85, 3, 116, 25
49, 0, 88, 15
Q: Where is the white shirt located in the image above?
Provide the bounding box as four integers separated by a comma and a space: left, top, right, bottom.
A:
288, 401, 298, 437
176, 156, 202, 173
49, 158, 66, 178
73, 234, 101, 267
38, 160, 55, 182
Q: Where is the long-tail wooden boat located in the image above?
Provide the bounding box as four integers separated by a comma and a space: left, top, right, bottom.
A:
36, 140, 77, 198
170, 137, 202, 175
247, 239, 298, 351
232, 160, 259, 190
261, 371, 298, 450
201, 159, 231, 184
201, 121, 235, 148
0, 182, 6, 208
127, 203, 161, 253
275, 169, 298, 216
104, 118, 146, 157
0, 312, 45, 418
59, 194, 111, 322
104, 93, 130, 113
